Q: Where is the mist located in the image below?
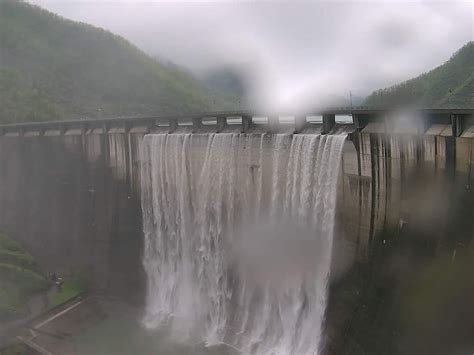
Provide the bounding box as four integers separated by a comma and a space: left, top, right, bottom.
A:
28, 0, 473, 110
29, 0, 473, 111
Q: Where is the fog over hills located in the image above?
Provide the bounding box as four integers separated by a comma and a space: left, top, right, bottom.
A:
1, 0, 472, 124
0, 0, 238, 123
365, 42, 474, 108
28, 0, 472, 112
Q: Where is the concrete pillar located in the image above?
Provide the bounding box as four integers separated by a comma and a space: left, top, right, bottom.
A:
242, 115, 253, 133
192, 117, 201, 133
80, 123, 87, 156
294, 116, 306, 133
216, 116, 226, 133
451, 114, 463, 137
268, 116, 280, 133
168, 118, 177, 133
101, 123, 110, 167
353, 114, 366, 132
124, 123, 132, 189
353, 114, 374, 132
322, 114, 335, 134
145, 118, 156, 134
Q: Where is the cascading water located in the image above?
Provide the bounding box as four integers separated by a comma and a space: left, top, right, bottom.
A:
141, 133, 346, 355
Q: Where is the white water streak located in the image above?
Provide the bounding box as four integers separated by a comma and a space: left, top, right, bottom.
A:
141, 133, 346, 355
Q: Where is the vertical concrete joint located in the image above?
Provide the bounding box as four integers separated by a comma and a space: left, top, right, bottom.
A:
451, 113, 463, 137
217, 116, 226, 133
124, 122, 131, 134
168, 118, 177, 133
353, 114, 361, 131
80, 123, 87, 155
192, 117, 202, 133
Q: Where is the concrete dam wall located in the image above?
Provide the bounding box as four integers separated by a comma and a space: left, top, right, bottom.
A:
1, 114, 474, 353
0, 128, 471, 290
0, 131, 145, 302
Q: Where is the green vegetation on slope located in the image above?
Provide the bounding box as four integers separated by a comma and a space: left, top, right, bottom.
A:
0, 233, 48, 320
365, 42, 474, 108
49, 273, 86, 308
0, 0, 237, 123
0, 344, 28, 355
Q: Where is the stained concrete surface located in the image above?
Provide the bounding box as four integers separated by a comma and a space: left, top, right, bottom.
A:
2, 130, 474, 354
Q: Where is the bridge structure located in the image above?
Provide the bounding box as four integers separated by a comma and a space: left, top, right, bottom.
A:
0, 107, 473, 137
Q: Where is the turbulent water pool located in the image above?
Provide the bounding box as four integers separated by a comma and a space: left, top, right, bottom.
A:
76, 314, 238, 355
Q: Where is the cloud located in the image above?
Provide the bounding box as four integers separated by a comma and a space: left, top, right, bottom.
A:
29, 0, 473, 111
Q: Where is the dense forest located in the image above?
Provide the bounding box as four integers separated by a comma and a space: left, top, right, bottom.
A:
0, 0, 238, 123
365, 42, 474, 107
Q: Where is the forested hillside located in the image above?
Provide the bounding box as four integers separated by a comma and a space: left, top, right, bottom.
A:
0, 0, 237, 123
365, 42, 474, 107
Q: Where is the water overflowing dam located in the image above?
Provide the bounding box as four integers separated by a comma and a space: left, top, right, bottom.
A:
1, 110, 474, 354
141, 133, 346, 354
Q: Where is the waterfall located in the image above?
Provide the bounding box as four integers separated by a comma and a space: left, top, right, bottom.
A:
141, 133, 346, 355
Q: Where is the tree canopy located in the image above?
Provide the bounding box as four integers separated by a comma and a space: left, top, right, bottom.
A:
365, 42, 474, 108
0, 0, 238, 123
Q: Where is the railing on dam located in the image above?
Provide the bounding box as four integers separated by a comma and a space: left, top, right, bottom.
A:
0, 107, 473, 137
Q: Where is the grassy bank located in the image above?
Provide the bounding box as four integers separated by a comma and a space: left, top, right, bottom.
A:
0, 233, 49, 321
49, 273, 87, 308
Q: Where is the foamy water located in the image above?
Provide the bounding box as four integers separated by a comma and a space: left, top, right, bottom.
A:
141, 133, 346, 354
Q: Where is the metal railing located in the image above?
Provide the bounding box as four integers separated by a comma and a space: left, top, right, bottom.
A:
0, 107, 473, 136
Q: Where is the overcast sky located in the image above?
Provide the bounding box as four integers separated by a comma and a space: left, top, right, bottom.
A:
29, 0, 474, 111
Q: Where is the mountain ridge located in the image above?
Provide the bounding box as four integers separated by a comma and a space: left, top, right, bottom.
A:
0, 0, 237, 123
365, 42, 474, 108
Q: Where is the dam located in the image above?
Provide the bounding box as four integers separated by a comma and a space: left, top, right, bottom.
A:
1, 108, 474, 354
